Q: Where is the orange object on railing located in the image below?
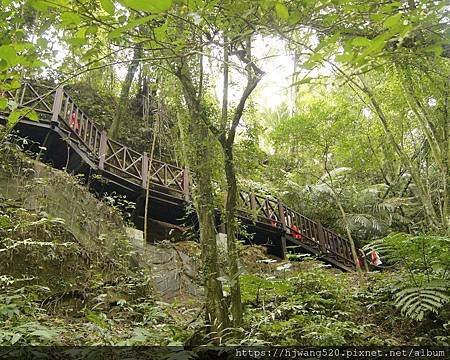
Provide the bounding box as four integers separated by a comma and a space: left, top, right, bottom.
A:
291, 225, 302, 240
69, 112, 79, 131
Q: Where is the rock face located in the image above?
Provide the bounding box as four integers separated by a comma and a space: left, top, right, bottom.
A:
126, 227, 144, 247
130, 240, 203, 301
0, 152, 135, 294
0, 156, 129, 252
216, 232, 227, 253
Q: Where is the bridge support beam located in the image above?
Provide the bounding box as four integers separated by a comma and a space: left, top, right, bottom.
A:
280, 235, 287, 259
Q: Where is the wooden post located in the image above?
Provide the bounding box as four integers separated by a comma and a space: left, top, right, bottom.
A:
164, 165, 168, 187
51, 86, 64, 124
342, 240, 349, 262
250, 193, 257, 222
98, 130, 108, 170
278, 200, 287, 231
82, 113, 88, 142
316, 222, 327, 254
280, 235, 287, 259
142, 152, 149, 188
183, 167, 190, 201
250, 193, 257, 211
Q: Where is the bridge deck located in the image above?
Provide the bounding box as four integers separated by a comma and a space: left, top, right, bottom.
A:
0, 82, 357, 271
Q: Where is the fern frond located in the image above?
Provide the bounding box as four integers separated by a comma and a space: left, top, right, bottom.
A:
364, 233, 450, 269
347, 213, 383, 233
308, 183, 334, 196
319, 167, 352, 182
394, 285, 449, 321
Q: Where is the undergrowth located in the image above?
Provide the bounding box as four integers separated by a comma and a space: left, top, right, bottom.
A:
0, 200, 199, 346
0, 144, 448, 347
236, 261, 449, 346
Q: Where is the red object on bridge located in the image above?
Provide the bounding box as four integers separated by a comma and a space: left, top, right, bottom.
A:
291, 225, 302, 240
69, 112, 79, 131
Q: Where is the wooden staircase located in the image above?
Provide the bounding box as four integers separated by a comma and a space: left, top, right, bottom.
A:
0, 82, 359, 271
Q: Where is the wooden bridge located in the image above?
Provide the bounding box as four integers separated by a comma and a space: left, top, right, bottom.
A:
0, 82, 358, 271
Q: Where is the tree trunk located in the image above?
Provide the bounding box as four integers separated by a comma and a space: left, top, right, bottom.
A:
220, 38, 243, 326
358, 75, 441, 230
442, 79, 449, 232
335, 197, 361, 271
323, 162, 361, 271
223, 145, 243, 326
109, 45, 142, 139
176, 65, 228, 337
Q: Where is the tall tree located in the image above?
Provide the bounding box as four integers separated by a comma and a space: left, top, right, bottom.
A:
175, 60, 228, 336
210, 36, 264, 326
108, 45, 142, 139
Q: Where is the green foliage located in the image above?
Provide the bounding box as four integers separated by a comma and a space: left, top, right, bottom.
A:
239, 263, 375, 345
365, 233, 450, 325
395, 284, 449, 321
119, 0, 173, 13
237, 261, 450, 346
99, 0, 115, 15
240, 274, 293, 304
0, 0, 448, 348
0, 322, 63, 345
274, 3, 289, 20
367, 233, 450, 272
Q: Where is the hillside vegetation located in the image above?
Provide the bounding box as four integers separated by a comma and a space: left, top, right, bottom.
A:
0, 145, 448, 349
0, 0, 449, 351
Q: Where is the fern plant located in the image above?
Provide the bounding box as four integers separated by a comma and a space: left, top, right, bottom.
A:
394, 283, 449, 321
365, 233, 450, 322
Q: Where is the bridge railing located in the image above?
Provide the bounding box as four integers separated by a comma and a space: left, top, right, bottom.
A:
3, 82, 55, 117
237, 191, 283, 227
98, 135, 145, 183
323, 228, 354, 264
56, 87, 104, 155
149, 159, 186, 194
237, 189, 356, 267
283, 207, 319, 242
8, 81, 355, 268
5, 82, 190, 197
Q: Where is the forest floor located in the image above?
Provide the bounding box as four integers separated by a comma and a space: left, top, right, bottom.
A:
0, 147, 444, 350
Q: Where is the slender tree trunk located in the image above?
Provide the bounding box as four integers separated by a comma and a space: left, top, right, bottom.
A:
220, 38, 243, 326
217, 37, 263, 324
176, 65, 228, 337
223, 145, 243, 326
336, 197, 361, 271
109, 45, 142, 139
442, 80, 449, 232
290, 51, 299, 116
144, 116, 158, 243
323, 161, 361, 271
358, 75, 441, 229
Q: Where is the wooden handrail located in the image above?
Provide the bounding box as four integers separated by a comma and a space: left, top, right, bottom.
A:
6, 81, 358, 268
